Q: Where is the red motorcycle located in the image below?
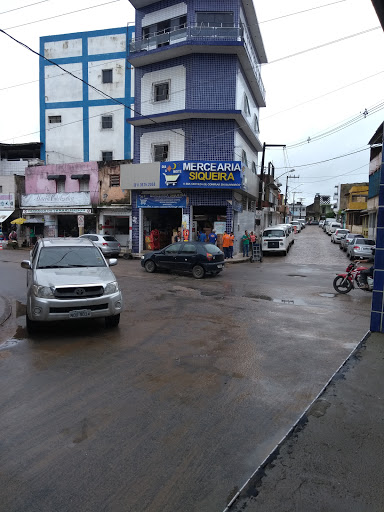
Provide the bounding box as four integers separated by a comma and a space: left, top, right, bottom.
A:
333, 262, 373, 294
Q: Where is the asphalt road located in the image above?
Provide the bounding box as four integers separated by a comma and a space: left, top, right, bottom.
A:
0, 227, 372, 512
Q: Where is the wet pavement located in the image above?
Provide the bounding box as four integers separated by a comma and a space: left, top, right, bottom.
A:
0, 227, 375, 511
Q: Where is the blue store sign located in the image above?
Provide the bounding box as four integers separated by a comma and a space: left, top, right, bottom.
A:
137, 192, 187, 208
160, 161, 242, 189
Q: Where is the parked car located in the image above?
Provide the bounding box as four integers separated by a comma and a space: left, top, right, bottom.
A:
309, 220, 319, 225
340, 233, 362, 251
290, 221, 302, 232
319, 220, 325, 228
322, 218, 337, 232
80, 234, 121, 257
297, 218, 306, 229
262, 225, 293, 256
346, 238, 375, 260
20, 237, 123, 332
326, 222, 342, 235
141, 241, 224, 279
331, 228, 350, 243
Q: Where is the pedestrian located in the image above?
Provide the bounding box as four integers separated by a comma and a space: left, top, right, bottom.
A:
208, 229, 217, 245
9, 229, 17, 241
249, 231, 256, 252
242, 230, 250, 257
229, 232, 235, 258
199, 230, 207, 242
222, 231, 231, 259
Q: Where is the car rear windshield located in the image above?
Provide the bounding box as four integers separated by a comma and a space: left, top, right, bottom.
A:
337, 230, 349, 234
359, 240, 375, 246
37, 247, 106, 268
204, 244, 222, 254
103, 236, 118, 242
263, 229, 284, 237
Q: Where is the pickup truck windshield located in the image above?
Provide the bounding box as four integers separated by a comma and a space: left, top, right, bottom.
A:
37, 247, 106, 269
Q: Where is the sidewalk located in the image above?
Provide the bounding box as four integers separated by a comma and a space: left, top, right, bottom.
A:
228, 331, 384, 512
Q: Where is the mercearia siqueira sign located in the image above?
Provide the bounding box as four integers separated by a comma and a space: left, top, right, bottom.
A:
160, 161, 242, 189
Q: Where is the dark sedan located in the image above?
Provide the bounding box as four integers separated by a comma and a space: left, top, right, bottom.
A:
141, 241, 225, 279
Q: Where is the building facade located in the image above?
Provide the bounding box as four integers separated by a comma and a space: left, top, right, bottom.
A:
367, 123, 382, 240
40, 27, 135, 165
126, 0, 267, 254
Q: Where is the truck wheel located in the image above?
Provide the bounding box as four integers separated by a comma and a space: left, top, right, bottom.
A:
105, 314, 120, 328
26, 314, 39, 334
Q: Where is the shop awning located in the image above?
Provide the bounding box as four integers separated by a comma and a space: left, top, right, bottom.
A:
24, 218, 44, 224
11, 217, 27, 225
0, 210, 14, 223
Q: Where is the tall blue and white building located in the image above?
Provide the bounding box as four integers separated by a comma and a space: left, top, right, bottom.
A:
124, 0, 268, 254
40, 27, 135, 164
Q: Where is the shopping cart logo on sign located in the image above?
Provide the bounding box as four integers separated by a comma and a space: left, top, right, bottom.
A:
162, 173, 180, 186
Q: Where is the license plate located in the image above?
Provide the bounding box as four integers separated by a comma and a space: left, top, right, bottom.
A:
69, 310, 91, 318
217, 264, 223, 268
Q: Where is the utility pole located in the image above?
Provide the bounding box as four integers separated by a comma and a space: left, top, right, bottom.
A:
284, 174, 299, 222
258, 143, 286, 210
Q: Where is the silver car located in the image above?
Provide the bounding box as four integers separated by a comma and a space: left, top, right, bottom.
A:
346, 238, 375, 261
80, 234, 121, 257
331, 228, 350, 243
21, 238, 123, 333
340, 233, 362, 252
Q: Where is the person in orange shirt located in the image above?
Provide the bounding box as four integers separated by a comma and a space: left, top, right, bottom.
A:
222, 231, 231, 259
229, 231, 235, 259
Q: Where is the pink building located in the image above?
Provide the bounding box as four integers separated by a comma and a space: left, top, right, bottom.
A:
22, 162, 99, 237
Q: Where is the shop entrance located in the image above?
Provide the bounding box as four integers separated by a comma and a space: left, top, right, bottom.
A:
58, 215, 96, 237
193, 206, 227, 239
143, 208, 182, 250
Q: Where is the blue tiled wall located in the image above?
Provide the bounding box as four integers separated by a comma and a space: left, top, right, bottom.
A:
370, 128, 384, 331
133, 118, 236, 163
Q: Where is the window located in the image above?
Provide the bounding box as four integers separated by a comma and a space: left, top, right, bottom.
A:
0, 186, 2, 193
109, 175, 120, 187
153, 144, 169, 162
153, 81, 170, 102
243, 95, 251, 117
253, 115, 259, 133
241, 150, 248, 167
102, 115, 113, 129
102, 69, 113, 84
251, 162, 257, 174
79, 179, 89, 192
57, 180, 65, 193
102, 151, 113, 162
180, 243, 197, 254
165, 244, 180, 254
196, 12, 234, 27
48, 115, 61, 124
142, 15, 187, 39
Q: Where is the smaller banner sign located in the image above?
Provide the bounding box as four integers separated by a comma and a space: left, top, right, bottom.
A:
137, 192, 187, 208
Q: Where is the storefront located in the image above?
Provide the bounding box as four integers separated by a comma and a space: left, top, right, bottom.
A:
127, 161, 243, 254
98, 207, 131, 250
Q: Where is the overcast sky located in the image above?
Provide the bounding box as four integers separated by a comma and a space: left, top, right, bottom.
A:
0, 0, 383, 205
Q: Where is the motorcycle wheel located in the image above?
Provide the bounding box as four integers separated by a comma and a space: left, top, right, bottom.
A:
333, 276, 353, 294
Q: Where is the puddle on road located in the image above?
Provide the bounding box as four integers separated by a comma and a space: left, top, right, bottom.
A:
287, 274, 307, 278
243, 294, 272, 301
319, 293, 336, 298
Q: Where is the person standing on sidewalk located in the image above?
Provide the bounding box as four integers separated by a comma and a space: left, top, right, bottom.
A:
229, 232, 235, 258
208, 229, 217, 245
242, 230, 250, 257
222, 231, 231, 259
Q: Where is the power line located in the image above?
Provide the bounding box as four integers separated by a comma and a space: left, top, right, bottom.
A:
0, 29, 187, 141
262, 70, 384, 121
0, 0, 49, 16
268, 26, 381, 64
259, 0, 348, 23
4, 0, 121, 31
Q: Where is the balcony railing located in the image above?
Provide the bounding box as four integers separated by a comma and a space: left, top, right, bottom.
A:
129, 22, 265, 102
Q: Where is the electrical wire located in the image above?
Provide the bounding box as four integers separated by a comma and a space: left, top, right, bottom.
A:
0, 0, 49, 16
259, 0, 348, 24
0, 29, 187, 141
262, 70, 384, 121
4, 0, 121, 31
268, 26, 381, 64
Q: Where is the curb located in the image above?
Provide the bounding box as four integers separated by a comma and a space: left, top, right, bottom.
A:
223, 329, 371, 511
